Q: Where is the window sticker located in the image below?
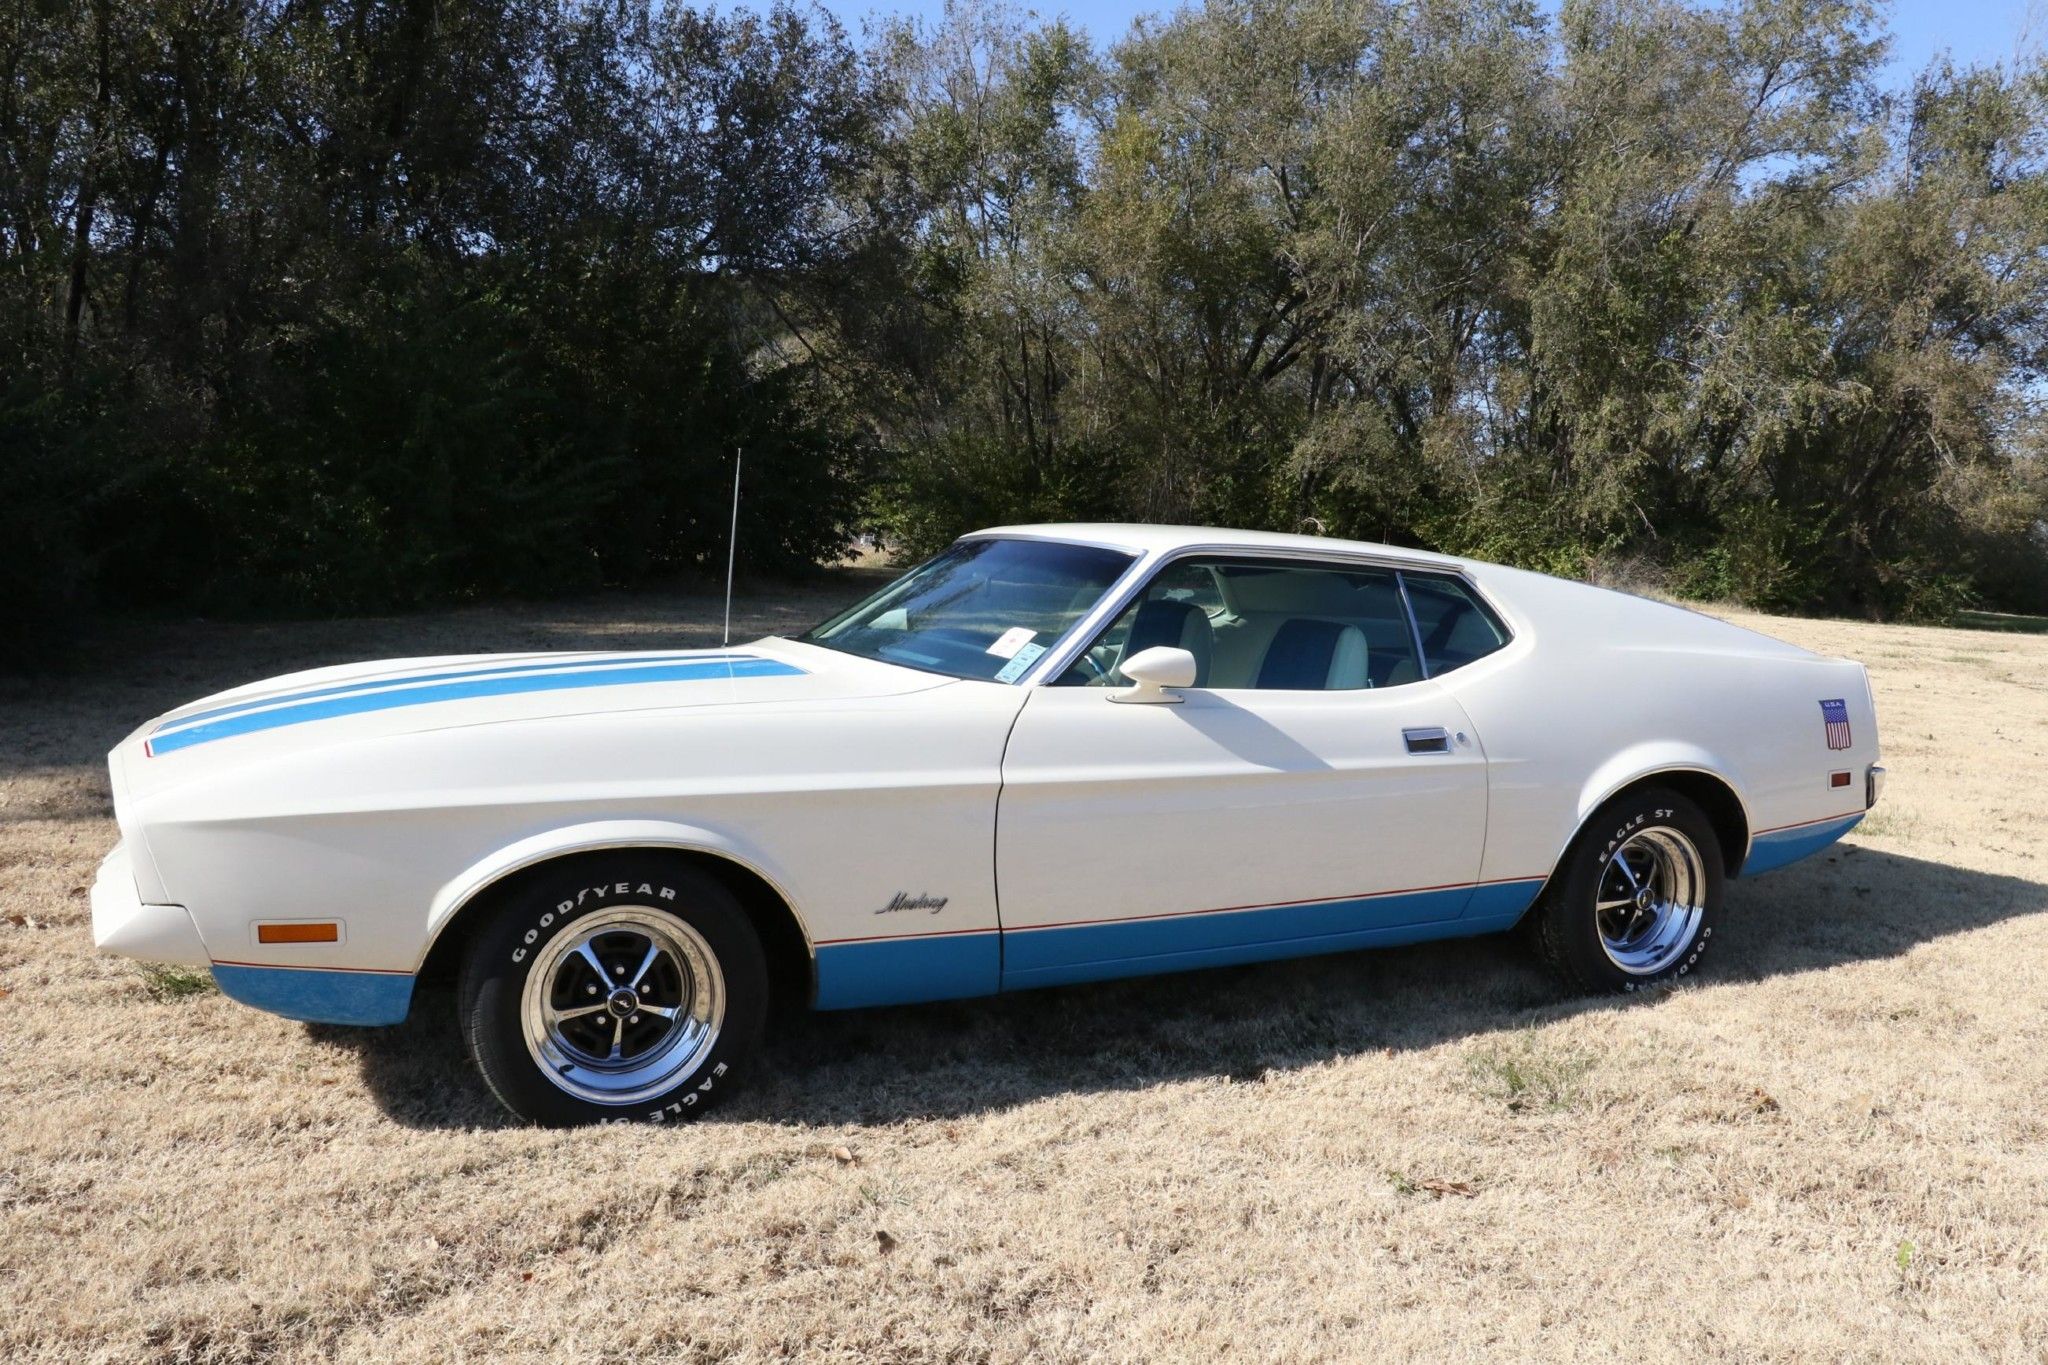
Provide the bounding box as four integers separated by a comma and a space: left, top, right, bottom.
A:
994, 642, 1046, 683
986, 626, 1038, 658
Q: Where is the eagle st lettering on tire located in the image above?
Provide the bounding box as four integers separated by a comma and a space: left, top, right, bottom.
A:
1535, 788, 1725, 995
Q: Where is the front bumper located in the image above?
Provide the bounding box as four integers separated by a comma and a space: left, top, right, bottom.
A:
90, 843, 209, 968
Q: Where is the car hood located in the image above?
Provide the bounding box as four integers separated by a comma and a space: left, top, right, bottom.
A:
111, 638, 946, 803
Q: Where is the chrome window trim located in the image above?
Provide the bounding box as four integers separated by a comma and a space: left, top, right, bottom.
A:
1394, 572, 1435, 681
958, 528, 1158, 557
1004, 547, 1159, 687
1021, 541, 1509, 690
1394, 568, 1516, 680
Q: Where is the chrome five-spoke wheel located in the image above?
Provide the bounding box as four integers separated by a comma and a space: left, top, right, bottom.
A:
519, 907, 726, 1105
1594, 826, 1707, 975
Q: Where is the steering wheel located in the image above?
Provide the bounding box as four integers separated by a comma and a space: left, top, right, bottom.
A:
1072, 647, 1115, 685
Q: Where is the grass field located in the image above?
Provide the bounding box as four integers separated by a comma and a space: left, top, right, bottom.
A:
3, 577, 2046, 1362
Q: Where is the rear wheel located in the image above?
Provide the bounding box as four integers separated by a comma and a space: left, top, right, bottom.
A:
458, 855, 766, 1126
1534, 787, 1723, 994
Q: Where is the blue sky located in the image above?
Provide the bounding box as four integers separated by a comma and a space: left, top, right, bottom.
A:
816, 0, 2042, 87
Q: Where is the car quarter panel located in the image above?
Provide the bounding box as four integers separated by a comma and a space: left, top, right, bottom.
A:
1446, 565, 1876, 881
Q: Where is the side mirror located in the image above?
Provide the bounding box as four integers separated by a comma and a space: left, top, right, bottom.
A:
1109, 646, 1198, 705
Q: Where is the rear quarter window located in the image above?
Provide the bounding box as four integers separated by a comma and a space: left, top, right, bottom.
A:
1403, 574, 1509, 676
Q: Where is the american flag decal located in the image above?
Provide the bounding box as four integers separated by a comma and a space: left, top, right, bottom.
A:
1820, 698, 1852, 750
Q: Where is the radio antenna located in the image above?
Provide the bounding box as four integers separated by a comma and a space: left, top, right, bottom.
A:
722, 447, 743, 648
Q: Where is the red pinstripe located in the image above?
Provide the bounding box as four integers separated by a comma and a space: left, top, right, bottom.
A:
210, 958, 411, 975
1753, 810, 1864, 837
816, 872, 1549, 948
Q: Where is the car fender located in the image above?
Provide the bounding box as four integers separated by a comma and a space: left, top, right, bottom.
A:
420, 818, 816, 972
1568, 743, 1754, 868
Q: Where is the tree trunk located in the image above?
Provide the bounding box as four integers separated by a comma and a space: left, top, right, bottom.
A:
62, 0, 113, 376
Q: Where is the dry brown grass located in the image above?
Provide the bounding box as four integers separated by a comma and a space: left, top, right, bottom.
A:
3, 580, 2046, 1363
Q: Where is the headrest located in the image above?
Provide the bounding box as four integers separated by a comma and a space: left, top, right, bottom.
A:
1122, 599, 1213, 686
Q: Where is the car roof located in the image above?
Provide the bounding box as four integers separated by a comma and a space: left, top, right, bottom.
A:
967, 522, 1469, 569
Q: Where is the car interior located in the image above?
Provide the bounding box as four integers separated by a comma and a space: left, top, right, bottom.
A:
1060, 557, 1506, 691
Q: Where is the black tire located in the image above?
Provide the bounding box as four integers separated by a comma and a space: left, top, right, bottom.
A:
458, 854, 767, 1126
1533, 787, 1724, 994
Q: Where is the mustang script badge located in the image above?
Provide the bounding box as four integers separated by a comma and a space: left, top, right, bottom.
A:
875, 892, 949, 916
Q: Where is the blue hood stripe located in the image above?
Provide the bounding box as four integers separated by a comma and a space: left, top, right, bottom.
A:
148, 655, 805, 755
154, 652, 753, 736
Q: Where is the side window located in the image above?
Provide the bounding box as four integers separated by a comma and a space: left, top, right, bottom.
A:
1402, 574, 1508, 676
1054, 561, 1223, 687
1058, 556, 1423, 691
1155, 562, 1225, 616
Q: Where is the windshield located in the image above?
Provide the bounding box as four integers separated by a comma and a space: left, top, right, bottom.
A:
801, 538, 1137, 682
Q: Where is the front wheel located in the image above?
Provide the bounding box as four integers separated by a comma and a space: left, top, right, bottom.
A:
1533, 788, 1724, 994
458, 855, 767, 1126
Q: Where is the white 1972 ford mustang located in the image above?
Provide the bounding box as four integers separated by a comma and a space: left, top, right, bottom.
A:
93, 524, 1884, 1124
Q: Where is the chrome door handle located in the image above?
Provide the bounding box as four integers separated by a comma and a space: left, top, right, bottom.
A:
1403, 726, 1452, 755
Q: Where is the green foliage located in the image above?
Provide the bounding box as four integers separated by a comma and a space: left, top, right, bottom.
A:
846, 0, 2048, 621
1464, 1039, 1598, 1112
0, 383, 105, 662
1667, 501, 1830, 613
137, 962, 215, 1002
4, 0, 2046, 651
1, 0, 873, 654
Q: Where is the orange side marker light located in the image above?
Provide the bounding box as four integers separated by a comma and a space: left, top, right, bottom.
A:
256, 922, 340, 944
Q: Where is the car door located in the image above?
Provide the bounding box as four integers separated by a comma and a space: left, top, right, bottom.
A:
994, 553, 1493, 990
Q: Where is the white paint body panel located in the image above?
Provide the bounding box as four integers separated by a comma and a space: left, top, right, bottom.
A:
91, 522, 1880, 1025
104, 640, 1025, 979
1441, 561, 1877, 878
89, 843, 209, 967
997, 681, 1492, 981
